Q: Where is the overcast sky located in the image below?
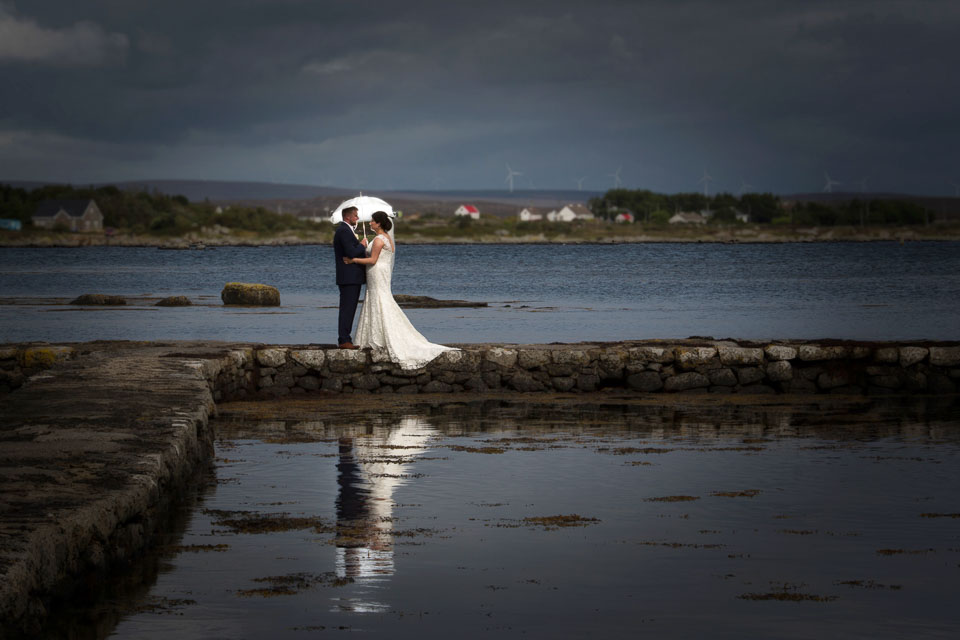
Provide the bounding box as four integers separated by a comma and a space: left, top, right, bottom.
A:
1, 0, 958, 195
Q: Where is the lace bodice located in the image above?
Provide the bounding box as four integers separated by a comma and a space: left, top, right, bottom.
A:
355, 232, 455, 369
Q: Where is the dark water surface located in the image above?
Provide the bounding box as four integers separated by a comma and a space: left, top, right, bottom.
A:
43, 397, 960, 639
1, 242, 959, 343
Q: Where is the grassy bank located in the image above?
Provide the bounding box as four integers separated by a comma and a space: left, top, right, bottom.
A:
2, 218, 960, 247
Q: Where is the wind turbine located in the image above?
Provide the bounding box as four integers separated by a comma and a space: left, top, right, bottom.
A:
609, 166, 622, 188
505, 164, 522, 193
858, 177, 869, 193
698, 169, 714, 198
823, 172, 840, 193
738, 179, 754, 197
576, 176, 586, 191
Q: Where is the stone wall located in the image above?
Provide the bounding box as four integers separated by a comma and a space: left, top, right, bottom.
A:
4, 341, 960, 400
206, 342, 960, 399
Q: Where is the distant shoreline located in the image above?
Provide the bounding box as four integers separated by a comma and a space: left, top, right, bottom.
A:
3, 225, 960, 248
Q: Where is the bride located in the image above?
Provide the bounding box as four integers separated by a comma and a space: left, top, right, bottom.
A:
344, 211, 457, 370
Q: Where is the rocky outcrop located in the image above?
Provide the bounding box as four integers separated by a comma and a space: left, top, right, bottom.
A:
220, 282, 280, 306
393, 294, 487, 308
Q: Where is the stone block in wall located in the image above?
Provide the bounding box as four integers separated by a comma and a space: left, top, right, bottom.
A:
258, 375, 274, 388
718, 346, 764, 366
660, 365, 676, 378
664, 372, 709, 392
321, 377, 343, 392
416, 373, 431, 385
870, 375, 902, 389
484, 347, 518, 368
290, 349, 326, 370
464, 376, 487, 391
431, 349, 480, 372
553, 349, 591, 367
738, 384, 776, 394
326, 350, 368, 373
437, 371, 457, 384
798, 345, 848, 361
765, 345, 798, 361
353, 374, 381, 391
577, 374, 600, 392
628, 346, 675, 364
929, 347, 960, 367
928, 373, 956, 394
707, 368, 737, 386
903, 370, 927, 391
297, 376, 320, 390
289, 365, 308, 377
851, 347, 871, 359
899, 347, 928, 367
599, 350, 625, 377
766, 360, 793, 382
546, 363, 575, 377
676, 347, 717, 370
817, 371, 852, 389
866, 365, 898, 376
509, 370, 547, 392
626, 372, 663, 392
377, 386, 395, 394
552, 376, 576, 392
396, 384, 419, 394
256, 348, 287, 368
874, 347, 899, 363
517, 349, 551, 370
266, 386, 290, 397
784, 379, 818, 394
799, 366, 824, 381
474, 371, 498, 389
275, 373, 295, 388
737, 367, 765, 386
422, 380, 452, 393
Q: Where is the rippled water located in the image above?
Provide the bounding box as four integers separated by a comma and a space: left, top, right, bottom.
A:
43, 397, 960, 639
1, 242, 959, 342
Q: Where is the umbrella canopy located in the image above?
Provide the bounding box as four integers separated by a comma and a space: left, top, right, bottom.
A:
329, 195, 395, 223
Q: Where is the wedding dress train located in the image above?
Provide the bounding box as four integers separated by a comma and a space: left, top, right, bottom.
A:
355, 233, 456, 370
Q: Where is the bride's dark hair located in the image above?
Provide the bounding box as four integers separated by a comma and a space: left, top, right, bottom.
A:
372, 211, 392, 232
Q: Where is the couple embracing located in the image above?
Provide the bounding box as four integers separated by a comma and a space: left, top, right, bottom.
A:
333, 206, 456, 370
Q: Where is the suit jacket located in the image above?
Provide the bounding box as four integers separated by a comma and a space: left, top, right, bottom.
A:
334, 222, 368, 285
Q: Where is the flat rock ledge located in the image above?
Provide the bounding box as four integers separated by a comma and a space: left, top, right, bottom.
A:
2, 338, 959, 635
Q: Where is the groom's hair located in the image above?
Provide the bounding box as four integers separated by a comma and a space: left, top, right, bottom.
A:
343, 206, 358, 217
372, 211, 392, 231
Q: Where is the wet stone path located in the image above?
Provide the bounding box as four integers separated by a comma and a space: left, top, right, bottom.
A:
41, 397, 960, 639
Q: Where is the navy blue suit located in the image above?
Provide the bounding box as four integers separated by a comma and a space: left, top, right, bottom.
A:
334, 222, 368, 344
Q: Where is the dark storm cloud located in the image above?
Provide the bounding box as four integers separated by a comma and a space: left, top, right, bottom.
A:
1, 0, 958, 194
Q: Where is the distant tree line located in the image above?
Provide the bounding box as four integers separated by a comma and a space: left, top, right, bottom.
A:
589, 189, 934, 226
0, 184, 321, 234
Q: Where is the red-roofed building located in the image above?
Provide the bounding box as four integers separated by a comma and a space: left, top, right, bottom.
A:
454, 204, 480, 219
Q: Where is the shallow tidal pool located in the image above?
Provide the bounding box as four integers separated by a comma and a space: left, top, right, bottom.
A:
51, 397, 960, 639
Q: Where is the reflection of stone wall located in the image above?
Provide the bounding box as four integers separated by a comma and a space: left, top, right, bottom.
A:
215, 342, 960, 398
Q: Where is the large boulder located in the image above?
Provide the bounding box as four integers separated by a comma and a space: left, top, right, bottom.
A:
155, 296, 192, 306
221, 282, 280, 306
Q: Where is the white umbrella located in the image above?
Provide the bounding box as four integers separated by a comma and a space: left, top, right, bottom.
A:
329, 195, 395, 224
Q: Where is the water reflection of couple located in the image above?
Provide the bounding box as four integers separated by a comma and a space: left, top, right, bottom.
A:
334, 207, 456, 369
334, 417, 433, 584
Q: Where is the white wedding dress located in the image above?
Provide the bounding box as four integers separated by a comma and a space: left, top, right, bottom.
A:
355, 233, 457, 369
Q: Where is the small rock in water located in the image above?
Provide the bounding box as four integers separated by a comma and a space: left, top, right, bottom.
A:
155, 296, 192, 306
69, 294, 126, 305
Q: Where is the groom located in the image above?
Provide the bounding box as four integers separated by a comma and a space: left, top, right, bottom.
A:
333, 206, 368, 349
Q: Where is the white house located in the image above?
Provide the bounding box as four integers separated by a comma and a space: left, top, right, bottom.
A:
32, 200, 104, 232
454, 204, 480, 219
668, 211, 706, 225
554, 203, 595, 222
518, 207, 544, 222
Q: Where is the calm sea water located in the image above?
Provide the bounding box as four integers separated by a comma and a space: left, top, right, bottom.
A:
1, 242, 958, 343
41, 398, 960, 639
